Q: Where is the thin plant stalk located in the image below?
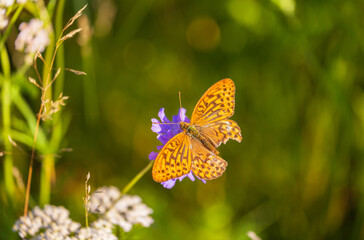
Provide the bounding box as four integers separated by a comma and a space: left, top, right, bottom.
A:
24, 104, 44, 216
35, 0, 57, 204
38, 30, 55, 207
41, 0, 66, 204
39, 0, 67, 204
54, 0, 65, 96
102, 160, 154, 219
85, 197, 89, 228
121, 160, 153, 195
83, 172, 91, 228
39, 4, 87, 204
24, 3, 87, 212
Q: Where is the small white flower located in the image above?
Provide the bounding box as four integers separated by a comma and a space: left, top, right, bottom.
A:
91, 219, 114, 233
0, 8, 8, 29
34, 229, 73, 240
89, 186, 154, 232
73, 227, 118, 240
106, 209, 133, 232
15, 19, 50, 54
0, 0, 14, 7
89, 186, 121, 214
247, 231, 262, 240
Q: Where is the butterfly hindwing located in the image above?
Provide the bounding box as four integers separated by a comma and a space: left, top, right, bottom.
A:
190, 137, 228, 180
197, 119, 242, 148
191, 78, 236, 125
152, 132, 192, 182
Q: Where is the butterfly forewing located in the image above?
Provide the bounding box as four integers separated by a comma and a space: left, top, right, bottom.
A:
152, 132, 192, 182
191, 78, 236, 125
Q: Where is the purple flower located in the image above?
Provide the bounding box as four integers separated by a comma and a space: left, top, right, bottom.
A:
150, 108, 206, 189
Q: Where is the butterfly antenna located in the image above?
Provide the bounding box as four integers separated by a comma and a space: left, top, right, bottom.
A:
179, 91, 183, 121
179, 91, 183, 109
152, 121, 179, 125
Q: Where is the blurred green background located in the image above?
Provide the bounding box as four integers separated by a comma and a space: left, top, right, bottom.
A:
3, 0, 364, 239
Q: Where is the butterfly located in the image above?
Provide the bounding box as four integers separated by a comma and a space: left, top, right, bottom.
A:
152, 78, 242, 182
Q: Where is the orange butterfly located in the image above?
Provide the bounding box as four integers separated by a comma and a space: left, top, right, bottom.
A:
152, 78, 242, 183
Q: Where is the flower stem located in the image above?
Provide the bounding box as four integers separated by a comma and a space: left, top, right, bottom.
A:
121, 161, 154, 195
24, 103, 44, 216
54, 0, 65, 96
101, 161, 153, 219
39, 15, 55, 206
85, 205, 89, 228
39, 154, 54, 205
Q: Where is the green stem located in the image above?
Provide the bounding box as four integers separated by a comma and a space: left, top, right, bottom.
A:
1, 47, 15, 201
101, 161, 153, 220
49, 0, 66, 152
54, 0, 65, 96
47, 0, 58, 18
39, 154, 54, 206
121, 160, 154, 195
38, 0, 66, 205
39, 24, 55, 206
85, 208, 89, 228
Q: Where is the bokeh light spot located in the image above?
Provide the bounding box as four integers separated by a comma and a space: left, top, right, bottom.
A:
271, 0, 295, 16
186, 17, 221, 52
227, 0, 261, 28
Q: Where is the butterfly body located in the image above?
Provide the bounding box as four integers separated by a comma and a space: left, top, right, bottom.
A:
180, 122, 219, 155
152, 78, 242, 183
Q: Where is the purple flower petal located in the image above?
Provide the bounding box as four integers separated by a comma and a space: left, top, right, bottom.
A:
186, 172, 195, 181
177, 174, 187, 181
148, 151, 158, 161
161, 179, 176, 189
157, 134, 173, 145
151, 118, 162, 133
196, 176, 206, 184
158, 108, 171, 123
150, 108, 205, 189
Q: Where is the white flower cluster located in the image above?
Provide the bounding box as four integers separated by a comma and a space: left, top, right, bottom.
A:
89, 186, 120, 213
13, 205, 118, 240
0, 0, 14, 7
0, 0, 29, 7
15, 18, 50, 54
13, 187, 154, 239
89, 186, 154, 232
70, 225, 117, 240
13, 205, 80, 239
0, 0, 42, 32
